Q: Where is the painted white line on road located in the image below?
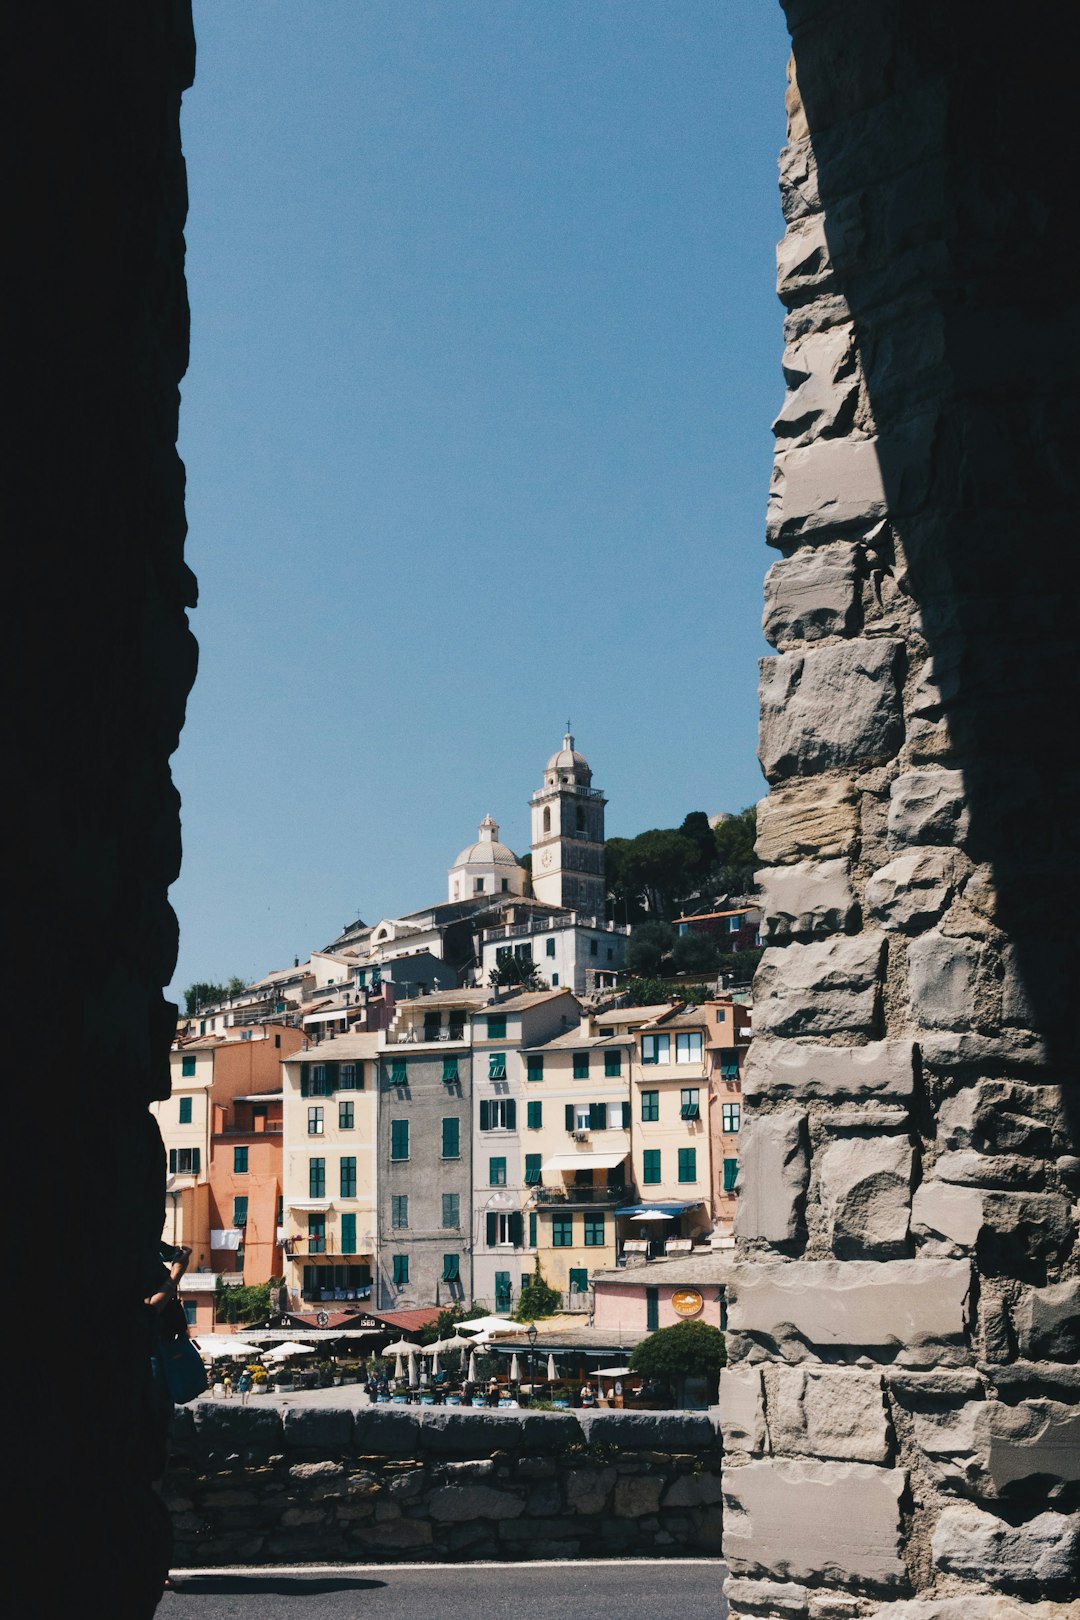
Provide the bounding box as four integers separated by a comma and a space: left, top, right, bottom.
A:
170, 1559, 724, 1577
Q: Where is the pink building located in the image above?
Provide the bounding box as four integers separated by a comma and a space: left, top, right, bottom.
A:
591, 1254, 732, 1337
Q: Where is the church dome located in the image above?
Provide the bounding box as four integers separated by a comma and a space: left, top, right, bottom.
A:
452, 814, 521, 870
545, 732, 590, 774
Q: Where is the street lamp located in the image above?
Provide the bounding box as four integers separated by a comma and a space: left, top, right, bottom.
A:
526, 1320, 538, 1387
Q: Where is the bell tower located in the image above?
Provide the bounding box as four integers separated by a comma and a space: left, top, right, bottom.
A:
529, 730, 607, 919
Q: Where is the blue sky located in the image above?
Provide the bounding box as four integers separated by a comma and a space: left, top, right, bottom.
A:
169, 1, 791, 997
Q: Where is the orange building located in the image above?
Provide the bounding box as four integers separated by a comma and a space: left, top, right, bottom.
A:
705, 994, 752, 1244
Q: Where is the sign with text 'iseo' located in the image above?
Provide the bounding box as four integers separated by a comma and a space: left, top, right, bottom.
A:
671, 1288, 704, 1318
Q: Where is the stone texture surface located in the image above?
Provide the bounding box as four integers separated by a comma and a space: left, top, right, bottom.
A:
724, 1457, 906, 1586
742, 1038, 915, 1103
887, 769, 969, 849
931, 1505, 1078, 1592
767, 439, 889, 545
755, 778, 861, 864
759, 859, 858, 940
717, 1366, 768, 1455
911, 1180, 984, 1254
1015, 1279, 1080, 1362
727, 1259, 970, 1356
818, 1136, 914, 1258
755, 935, 886, 1037
759, 640, 903, 782
767, 1368, 890, 1464
907, 933, 981, 1030
867, 850, 957, 932
735, 1110, 810, 1244
763, 542, 862, 647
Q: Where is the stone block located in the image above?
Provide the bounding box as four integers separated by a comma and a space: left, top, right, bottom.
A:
723, 1457, 906, 1585
888, 768, 969, 848
931, 1504, 1078, 1591
759, 640, 903, 782
717, 1366, 768, 1455
768, 1367, 890, 1463
192, 1403, 282, 1448
354, 1517, 434, 1550
912, 1180, 984, 1254
866, 849, 956, 931
419, 1409, 517, 1455
612, 1474, 664, 1517
866, 1602, 1078, 1619
575, 1409, 716, 1450
758, 859, 858, 940
282, 1407, 353, 1450
661, 1471, 723, 1507
743, 1037, 915, 1103
755, 779, 860, 865
352, 1407, 420, 1458
427, 1484, 525, 1522
819, 1135, 913, 1259
735, 1110, 809, 1244
977, 1192, 1074, 1273
564, 1465, 616, 1514
762, 542, 861, 646
1015, 1278, 1080, 1362
908, 933, 981, 1030
775, 212, 833, 302
976, 1399, 1080, 1497
767, 439, 888, 546
727, 1258, 970, 1356
938, 1080, 1062, 1157
723, 1576, 809, 1616
755, 935, 886, 1038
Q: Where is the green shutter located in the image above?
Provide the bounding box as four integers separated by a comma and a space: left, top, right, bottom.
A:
479, 1099, 490, 1131
486, 1213, 497, 1246
510, 1211, 524, 1248
442, 1117, 460, 1159
300, 1064, 310, 1097
191, 1148, 200, 1174
529, 1212, 537, 1247
340, 1213, 357, 1254
488, 1052, 506, 1080
643, 1149, 661, 1184
524, 1154, 541, 1186
325, 1063, 338, 1094
590, 1102, 607, 1130
527, 1055, 543, 1082
527, 1100, 542, 1129
565, 1104, 575, 1131
622, 1101, 631, 1128
442, 1056, 459, 1082
168, 1149, 177, 1173
569, 1268, 588, 1293
604, 1052, 621, 1077
505, 1099, 516, 1130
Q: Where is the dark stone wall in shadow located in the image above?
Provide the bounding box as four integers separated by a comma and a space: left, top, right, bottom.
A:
7, 8, 196, 1611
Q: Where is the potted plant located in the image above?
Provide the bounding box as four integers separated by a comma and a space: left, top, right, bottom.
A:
250, 1365, 268, 1394
276, 1367, 293, 1390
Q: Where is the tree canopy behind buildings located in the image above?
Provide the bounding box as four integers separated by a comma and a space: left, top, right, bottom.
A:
607, 806, 757, 924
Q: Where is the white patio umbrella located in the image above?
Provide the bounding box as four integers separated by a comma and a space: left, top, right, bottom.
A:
194, 1335, 260, 1361
431, 1350, 441, 1375
263, 1340, 317, 1361
547, 1353, 557, 1381
509, 1353, 520, 1380
382, 1337, 420, 1357
408, 1352, 419, 1384
394, 1353, 404, 1379
630, 1210, 676, 1221
467, 1353, 478, 1382
457, 1315, 527, 1337
442, 1333, 474, 1356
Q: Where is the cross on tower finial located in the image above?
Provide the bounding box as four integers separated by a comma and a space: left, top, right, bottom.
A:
566, 717, 572, 735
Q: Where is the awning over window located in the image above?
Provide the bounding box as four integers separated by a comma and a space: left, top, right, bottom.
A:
285, 1199, 333, 1212
615, 1200, 702, 1216
541, 1151, 628, 1174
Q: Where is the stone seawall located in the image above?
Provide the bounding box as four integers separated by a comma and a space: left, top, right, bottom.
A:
165, 1406, 724, 1566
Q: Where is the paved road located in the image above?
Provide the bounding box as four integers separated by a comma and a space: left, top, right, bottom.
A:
161, 1560, 728, 1619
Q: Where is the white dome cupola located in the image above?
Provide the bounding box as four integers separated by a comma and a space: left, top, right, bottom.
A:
448, 815, 526, 903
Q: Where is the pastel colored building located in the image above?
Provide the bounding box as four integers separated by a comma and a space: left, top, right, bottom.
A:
590, 1253, 731, 1337
706, 994, 753, 1243
623, 1004, 715, 1258
281, 1032, 379, 1311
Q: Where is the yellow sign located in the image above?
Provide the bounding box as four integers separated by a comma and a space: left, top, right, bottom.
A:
671, 1288, 704, 1318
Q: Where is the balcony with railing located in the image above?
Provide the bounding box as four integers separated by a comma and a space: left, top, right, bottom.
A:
532, 1183, 627, 1207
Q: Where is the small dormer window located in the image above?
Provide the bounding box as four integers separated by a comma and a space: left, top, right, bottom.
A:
475, 877, 485, 893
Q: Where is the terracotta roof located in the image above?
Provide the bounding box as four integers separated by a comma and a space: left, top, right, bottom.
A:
674, 908, 759, 922
590, 1252, 737, 1287
593, 1005, 673, 1024
375, 1307, 442, 1332
281, 1032, 380, 1061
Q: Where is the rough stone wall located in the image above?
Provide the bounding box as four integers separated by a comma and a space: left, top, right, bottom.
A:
7, 7, 196, 1611
721, 4, 1079, 1616
165, 1406, 722, 1565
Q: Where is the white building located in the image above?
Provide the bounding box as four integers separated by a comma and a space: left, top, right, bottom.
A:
529, 733, 607, 917
448, 815, 527, 903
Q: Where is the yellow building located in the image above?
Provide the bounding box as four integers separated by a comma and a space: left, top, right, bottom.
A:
151, 1039, 215, 1328
523, 1005, 669, 1301
280, 1032, 379, 1311
625, 1005, 714, 1257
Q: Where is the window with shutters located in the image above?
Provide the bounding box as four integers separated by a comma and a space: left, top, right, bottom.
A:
480, 1097, 515, 1130
569, 1267, 588, 1293
488, 1156, 507, 1187
391, 1195, 408, 1229
641, 1090, 659, 1123
442, 1193, 460, 1229
441, 1117, 460, 1159
574, 1104, 592, 1132
390, 1120, 409, 1160
724, 1157, 739, 1192
486, 1016, 507, 1040
488, 1052, 506, 1080
604, 1051, 622, 1077
552, 1216, 573, 1246
392, 1254, 409, 1286
545, 937, 556, 957
339, 1100, 355, 1130
308, 1213, 326, 1253
680, 1088, 700, 1120
441, 1254, 460, 1283
589, 1102, 608, 1131
676, 1032, 703, 1064
526, 1100, 542, 1129
178, 1096, 192, 1124
181, 1056, 196, 1077
527, 1055, 544, 1082
340, 1212, 357, 1253
310, 1064, 330, 1095
678, 1147, 697, 1182
168, 1146, 200, 1175
494, 1271, 512, 1312
583, 1214, 605, 1247
340, 1157, 357, 1198
309, 1158, 325, 1198
646, 1286, 659, 1330
642, 1149, 661, 1184
529, 1211, 537, 1248
233, 1147, 248, 1174
232, 1196, 248, 1227
719, 1048, 741, 1080
573, 1052, 589, 1079
308, 1106, 324, 1135
722, 1103, 741, 1132
442, 1056, 459, 1083
389, 1060, 408, 1087
524, 1154, 541, 1186
641, 1034, 670, 1065
339, 1064, 357, 1090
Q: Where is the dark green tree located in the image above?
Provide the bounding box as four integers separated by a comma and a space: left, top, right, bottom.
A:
621, 829, 698, 918
184, 981, 229, 1015
679, 811, 717, 879
514, 1258, 562, 1322
417, 1303, 489, 1346
711, 806, 758, 893
488, 955, 545, 991
215, 1277, 278, 1326
226, 975, 247, 998
629, 1319, 726, 1396
626, 920, 676, 978
623, 977, 676, 1007
673, 931, 720, 975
